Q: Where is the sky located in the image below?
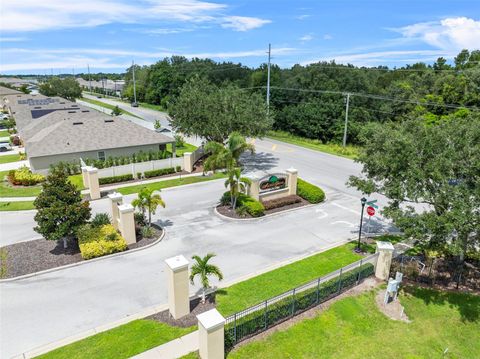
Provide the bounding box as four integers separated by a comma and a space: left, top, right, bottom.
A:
1, 0, 480, 74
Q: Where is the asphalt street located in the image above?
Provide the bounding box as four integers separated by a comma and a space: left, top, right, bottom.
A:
0, 137, 395, 358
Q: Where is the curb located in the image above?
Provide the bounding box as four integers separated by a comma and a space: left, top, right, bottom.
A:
0, 229, 166, 283
15, 239, 353, 359
213, 199, 327, 222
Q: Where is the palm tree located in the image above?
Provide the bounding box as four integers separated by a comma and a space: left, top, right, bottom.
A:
131, 187, 166, 226
225, 167, 251, 209
204, 132, 254, 172
189, 253, 224, 303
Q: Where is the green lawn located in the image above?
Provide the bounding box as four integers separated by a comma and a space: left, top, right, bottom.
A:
0, 154, 21, 164
216, 243, 361, 316
35, 320, 195, 359
167, 142, 198, 157
0, 130, 9, 137
267, 131, 360, 160
80, 97, 142, 119
139, 102, 166, 112
229, 286, 480, 358
68, 174, 85, 190
0, 170, 42, 197
0, 201, 35, 211
117, 172, 226, 195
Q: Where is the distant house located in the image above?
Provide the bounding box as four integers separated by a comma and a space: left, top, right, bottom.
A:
2, 92, 175, 173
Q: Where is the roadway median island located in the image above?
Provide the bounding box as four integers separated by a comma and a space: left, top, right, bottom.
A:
31, 243, 363, 359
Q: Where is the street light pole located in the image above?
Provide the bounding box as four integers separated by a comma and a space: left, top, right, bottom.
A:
356, 197, 367, 252
342, 92, 350, 147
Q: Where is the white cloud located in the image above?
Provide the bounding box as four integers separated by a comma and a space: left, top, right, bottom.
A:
0, 0, 269, 33
394, 17, 480, 51
0, 37, 28, 42
221, 16, 271, 31
296, 14, 310, 20
141, 28, 195, 35
299, 34, 314, 42
323, 34, 332, 40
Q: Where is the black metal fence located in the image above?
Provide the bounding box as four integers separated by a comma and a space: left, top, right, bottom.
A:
224, 253, 379, 349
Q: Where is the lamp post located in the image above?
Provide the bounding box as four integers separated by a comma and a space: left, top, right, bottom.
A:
356, 197, 367, 252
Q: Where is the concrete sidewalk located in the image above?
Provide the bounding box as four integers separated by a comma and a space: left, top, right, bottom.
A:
132, 331, 198, 359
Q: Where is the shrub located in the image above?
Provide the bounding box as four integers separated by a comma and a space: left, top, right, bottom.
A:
176, 165, 182, 172
143, 167, 176, 178
242, 199, 265, 217
297, 178, 325, 203
134, 212, 146, 226
19, 152, 26, 160
141, 225, 155, 238
91, 213, 111, 227
235, 205, 248, 217
8, 166, 45, 186
262, 195, 302, 210
99, 174, 133, 185
77, 224, 127, 260
136, 172, 143, 179
174, 134, 186, 147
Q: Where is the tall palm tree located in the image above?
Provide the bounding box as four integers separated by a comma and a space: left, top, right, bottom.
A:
189, 253, 224, 303
131, 187, 166, 226
204, 132, 254, 172
225, 167, 251, 209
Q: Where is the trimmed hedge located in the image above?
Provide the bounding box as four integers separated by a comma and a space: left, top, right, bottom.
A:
224, 263, 374, 349
99, 174, 133, 185
143, 167, 177, 179
77, 224, 127, 260
262, 195, 301, 210
8, 166, 45, 186
297, 178, 325, 203
221, 191, 265, 217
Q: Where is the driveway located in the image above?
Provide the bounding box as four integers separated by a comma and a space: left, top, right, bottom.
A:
0, 138, 395, 358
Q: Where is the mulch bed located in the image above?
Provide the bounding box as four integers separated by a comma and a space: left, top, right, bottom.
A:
0, 227, 163, 279
217, 197, 311, 219
147, 294, 216, 328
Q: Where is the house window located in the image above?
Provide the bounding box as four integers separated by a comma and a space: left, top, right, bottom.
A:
98, 151, 106, 161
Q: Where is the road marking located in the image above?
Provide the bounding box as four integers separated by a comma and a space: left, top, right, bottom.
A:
271, 144, 277, 151
331, 202, 359, 215
315, 208, 328, 219
331, 220, 355, 228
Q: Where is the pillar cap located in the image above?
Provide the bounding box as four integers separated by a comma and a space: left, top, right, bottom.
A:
118, 203, 134, 213
286, 167, 298, 174
376, 241, 395, 252
108, 192, 123, 202
165, 255, 189, 272
197, 309, 225, 332
183, 152, 193, 155
81, 166, 90, 172
87, 167, 98, 174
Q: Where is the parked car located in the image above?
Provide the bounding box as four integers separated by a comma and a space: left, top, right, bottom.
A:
0, 143, 12, 152
131, 102, 139, 107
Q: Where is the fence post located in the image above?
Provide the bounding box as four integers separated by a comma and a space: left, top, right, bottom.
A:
337, 268, 343, 293
316, 278, 320, 304
234, 313, 237, 344
356, 259, 363, 284
264, 300, 268, 330
291, 289, 296, 316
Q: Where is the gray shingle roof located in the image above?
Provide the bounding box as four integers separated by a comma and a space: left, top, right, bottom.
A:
0, 86, 22, 96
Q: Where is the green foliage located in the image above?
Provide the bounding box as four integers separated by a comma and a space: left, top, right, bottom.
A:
190, 253, 224, 302
131, 187, 166, 225
34, 169, 91, 242
262, 195, 301, 210
111, 105, 122, 116
39, 77, 82, 100
174, 134, 186, 147
204, 132, 254, 172
224, 167, 251, 209
98, 174, 133, 185
141, 225, 155, 238
143, 167, 177, 178
8, 166, 45, 186
240, 197, 265, 217
348, 115, 479, 261
77, 224, 127, 260
91, 213, 111, 227
297, 178, 326, 203
169, 76, 272, 143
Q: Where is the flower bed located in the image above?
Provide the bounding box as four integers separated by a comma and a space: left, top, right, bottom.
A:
8, 166, 45, 186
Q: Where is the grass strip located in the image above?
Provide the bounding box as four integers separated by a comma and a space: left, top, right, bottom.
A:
0, 154, 21, 164
80, 97, 143, 119
0, 200, 35, 211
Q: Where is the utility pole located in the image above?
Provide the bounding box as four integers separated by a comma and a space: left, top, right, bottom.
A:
132, 60, 137, 105
342, 92, 350, 147
87, 64, 92, 92
266, 43, 271, 113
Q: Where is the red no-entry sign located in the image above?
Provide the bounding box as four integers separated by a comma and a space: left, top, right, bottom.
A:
366, 206, 375, 216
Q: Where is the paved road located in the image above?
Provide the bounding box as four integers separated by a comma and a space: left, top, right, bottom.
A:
0, 138, 395, 358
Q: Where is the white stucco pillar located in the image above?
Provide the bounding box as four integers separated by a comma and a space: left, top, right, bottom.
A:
244, 173, 260, 200
87, 167, 100, 200
107, 192, 123, 230
81, 166, 90, 189
375, 241, 395, 281
165, 255, 190, 319
183, 152, 194, 173
118, 204, 136, 245
286, 167, 298, 196
197, 309, 225, 359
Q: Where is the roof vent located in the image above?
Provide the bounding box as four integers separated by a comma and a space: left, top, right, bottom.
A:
73, 122, 83, 125
104, 119, 114, 123
81, 110, 89, 113
68, 111, 76, 113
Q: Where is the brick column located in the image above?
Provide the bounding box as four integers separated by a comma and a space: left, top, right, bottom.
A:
165, 255, 190, 319
375, 241, 395, 280
197, 309, 225, 359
